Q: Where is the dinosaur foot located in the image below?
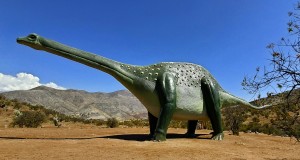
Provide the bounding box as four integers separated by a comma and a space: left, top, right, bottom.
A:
211, 132, 224, 140
184, 132, 197, 138
152, 133, 166, 142
147, 134, 155, 140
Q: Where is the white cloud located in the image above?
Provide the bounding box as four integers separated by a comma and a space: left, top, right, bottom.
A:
0, 72, 66, 92
44, 82, 66, 90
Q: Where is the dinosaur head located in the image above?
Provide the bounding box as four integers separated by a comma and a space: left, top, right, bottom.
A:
17, 33, 43, 50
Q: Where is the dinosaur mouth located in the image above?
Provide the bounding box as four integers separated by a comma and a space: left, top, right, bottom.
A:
17, 35, 44, 50
16, 38, 22, 43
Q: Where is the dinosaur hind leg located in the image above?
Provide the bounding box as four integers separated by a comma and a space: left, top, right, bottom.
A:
185, 120, 198, 138
148, 112, 158, 139
201, 78, 224, 140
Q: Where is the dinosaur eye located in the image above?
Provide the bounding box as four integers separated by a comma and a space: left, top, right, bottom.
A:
28, 34, 37, 41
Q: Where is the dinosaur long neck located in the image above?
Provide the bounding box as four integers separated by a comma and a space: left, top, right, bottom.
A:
38, 36, 136, 87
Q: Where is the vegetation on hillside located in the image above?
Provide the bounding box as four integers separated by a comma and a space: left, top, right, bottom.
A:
222, 89, 300, 142
0, 95, 106, 128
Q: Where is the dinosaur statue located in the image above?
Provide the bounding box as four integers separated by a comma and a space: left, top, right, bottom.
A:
17, 33, 268, 141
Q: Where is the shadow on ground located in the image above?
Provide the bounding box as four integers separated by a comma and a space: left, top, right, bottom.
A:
0, 133, 211, 141
100, 133, 211, 141
0, 136, 95, 140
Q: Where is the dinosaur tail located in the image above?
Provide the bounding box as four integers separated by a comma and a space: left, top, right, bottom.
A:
219, 91, 270, 109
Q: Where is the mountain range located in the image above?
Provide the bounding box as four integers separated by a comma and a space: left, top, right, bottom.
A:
0, 86, 148, 120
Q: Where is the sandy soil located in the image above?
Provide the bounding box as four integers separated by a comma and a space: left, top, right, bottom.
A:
0, 126, 299, 160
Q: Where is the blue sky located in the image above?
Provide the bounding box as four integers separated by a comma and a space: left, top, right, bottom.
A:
0, 0, 297, 100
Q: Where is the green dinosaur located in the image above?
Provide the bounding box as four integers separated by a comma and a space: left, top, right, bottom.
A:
17, 33, 268, 141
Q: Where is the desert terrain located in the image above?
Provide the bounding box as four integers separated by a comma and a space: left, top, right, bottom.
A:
0, 125, 299, 160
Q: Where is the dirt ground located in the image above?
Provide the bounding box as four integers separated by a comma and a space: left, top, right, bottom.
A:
0, 126, 299, 160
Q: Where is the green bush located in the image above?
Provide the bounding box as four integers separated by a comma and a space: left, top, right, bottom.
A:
106, 118, 119, 128
246, 122, 261, 133
13, 102, 22, 110
123, 120, 135, 127
92, 119, 105, 126
130, 119, 146, 127
12, 111, 46, 128
291, 125, 300, 142
222, 106, 248, 135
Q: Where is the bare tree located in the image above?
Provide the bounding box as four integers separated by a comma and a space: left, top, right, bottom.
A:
242, 2, 300, 141
242, 7, 300, 100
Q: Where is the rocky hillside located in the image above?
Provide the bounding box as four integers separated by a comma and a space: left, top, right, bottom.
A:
0, 86, 147, 120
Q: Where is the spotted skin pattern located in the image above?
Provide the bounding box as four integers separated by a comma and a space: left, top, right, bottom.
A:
120, 62, 220, 88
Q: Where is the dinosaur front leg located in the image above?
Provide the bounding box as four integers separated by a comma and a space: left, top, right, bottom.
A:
148, 112, 158, 139
201, 78, 224, 140
153, 72, 177, 141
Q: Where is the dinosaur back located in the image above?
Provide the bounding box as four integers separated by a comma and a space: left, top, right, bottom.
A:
120, 62, 222, 89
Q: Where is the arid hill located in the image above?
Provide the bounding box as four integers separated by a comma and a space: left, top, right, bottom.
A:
0, 86, 147, 120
